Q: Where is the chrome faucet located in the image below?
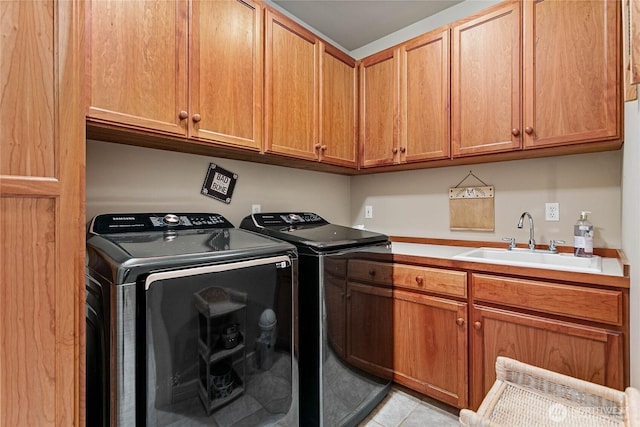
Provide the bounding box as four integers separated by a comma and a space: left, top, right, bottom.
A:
517, 212, 536, 251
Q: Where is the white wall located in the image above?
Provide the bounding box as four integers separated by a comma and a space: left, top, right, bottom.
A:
350, 151, 622, 248
86, 140, 351, 227
622, 98, 640, 388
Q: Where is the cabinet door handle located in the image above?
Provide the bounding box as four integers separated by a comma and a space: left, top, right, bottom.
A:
314, 143, 322, 150
192, 114, 202, 123
392, 147, 398, 154
511, 128, 520, 136
321, 145, 327, 151
400, 147, 406, 153
178, 110, 189, 120
525, 126, 533, 135
473, 321, 482, 330
456, 317, 465, 327
415, 276, 424, 286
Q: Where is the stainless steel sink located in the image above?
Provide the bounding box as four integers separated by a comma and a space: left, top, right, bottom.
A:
453, 247, 602, 273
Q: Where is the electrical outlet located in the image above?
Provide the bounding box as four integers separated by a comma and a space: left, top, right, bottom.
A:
251, 204, 261, 214
545, 202, 560, 221
365, 205, 373, 219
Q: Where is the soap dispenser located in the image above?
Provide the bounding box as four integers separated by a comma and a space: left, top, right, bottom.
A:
574, 211, 593, 258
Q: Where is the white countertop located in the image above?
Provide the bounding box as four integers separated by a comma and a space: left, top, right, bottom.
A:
391, 242, 625, 277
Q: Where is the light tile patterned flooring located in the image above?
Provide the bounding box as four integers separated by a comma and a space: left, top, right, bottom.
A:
359, 386, 460, 427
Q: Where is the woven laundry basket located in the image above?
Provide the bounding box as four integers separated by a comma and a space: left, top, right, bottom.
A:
460, 357, 640, 427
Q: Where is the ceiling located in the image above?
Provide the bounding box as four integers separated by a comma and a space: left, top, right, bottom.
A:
271, 0, 464, 51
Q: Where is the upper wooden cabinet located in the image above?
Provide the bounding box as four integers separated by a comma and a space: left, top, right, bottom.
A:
319, 44, 358, 167
1, 0, 85, 425
360, 27, 450, 168
87, 0, 263, 150
451, 1, 522, 157
401, 29, 451, 162
359, 48, 399, 167
189, 0, 263, 149
452, 0, 622, 158
522, 0, 621, 149
265, 10, 357, 166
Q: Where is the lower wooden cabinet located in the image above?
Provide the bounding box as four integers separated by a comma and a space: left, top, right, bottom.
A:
337, 261, 628, 412
393, 289, 468, 408
470, 272, 626, 409
470, 304, 624, 409
346, 282, 394, 379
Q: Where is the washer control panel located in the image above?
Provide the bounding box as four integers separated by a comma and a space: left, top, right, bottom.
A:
250, 212, 328, 227
89, 213, 234, 235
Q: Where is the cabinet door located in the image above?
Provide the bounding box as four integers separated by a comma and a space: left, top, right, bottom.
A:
1, 0, 84, 425
522, 0, 621, 149
264, 10, 319, 160
346, 282, 394, 379
325, 272, 346, 359
401, 28, 451, 162
359, 48, 399, 167
393, 290, 468, 408
87, 0, 188, 135
470, 305, 624, 409
319, 43, 358, 167
190, 0, 263, 150
451, 1, 521, 157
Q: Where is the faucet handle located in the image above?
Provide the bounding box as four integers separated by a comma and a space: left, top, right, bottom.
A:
502, 237, 516, 250
548, 239, 566, 253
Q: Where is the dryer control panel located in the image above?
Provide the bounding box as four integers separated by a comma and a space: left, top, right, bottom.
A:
249, 212, 328, 227
89, 213, 234, 235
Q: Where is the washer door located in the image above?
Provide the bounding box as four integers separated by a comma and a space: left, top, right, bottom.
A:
144, 255, 298, 426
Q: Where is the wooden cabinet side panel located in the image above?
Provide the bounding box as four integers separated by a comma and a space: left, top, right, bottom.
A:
470, 306, 623, 409
523, 0, 622, 148
1, 199, 58, 425
1, 0, 56, 178
402, 29, 451, 162
451, 1, 522, 157
393, 290, 468, 408
359, 50, 398, 167
190, 0, 262, 149
319, 45, 358, 167
1, 1, 85, 425
264, 11, 318, 160
87, 0, 188, 135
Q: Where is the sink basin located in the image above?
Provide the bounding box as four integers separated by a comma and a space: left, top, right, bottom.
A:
453, 247, 602, 273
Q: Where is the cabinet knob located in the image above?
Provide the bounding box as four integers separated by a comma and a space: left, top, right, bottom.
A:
456, 318, 465, 327
415, 276, 424, 286
192, 114, 202, 123
314, 143, 322, 150
321, 145, 327, 151
511, 128, 520, 136
368, 269, 376, 276
525, 126, 534, 135
178, 110, 189, 120
473, 321, 482, 330
400, 147, 406, 153
392, 147, 398, 154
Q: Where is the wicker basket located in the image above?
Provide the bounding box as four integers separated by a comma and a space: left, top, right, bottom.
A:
460, 357, 639, 426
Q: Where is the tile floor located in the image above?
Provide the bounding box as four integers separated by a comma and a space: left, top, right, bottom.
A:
359, 386, 460, 427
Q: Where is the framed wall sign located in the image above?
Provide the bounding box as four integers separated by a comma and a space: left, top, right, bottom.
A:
201, 163, 238, 204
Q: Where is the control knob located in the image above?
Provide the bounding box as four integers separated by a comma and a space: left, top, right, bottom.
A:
163, 214, 180, 226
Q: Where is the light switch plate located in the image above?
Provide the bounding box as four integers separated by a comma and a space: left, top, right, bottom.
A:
365, 205, 373, 219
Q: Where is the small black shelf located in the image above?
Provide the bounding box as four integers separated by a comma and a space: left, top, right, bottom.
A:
195, 286, 247, 415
